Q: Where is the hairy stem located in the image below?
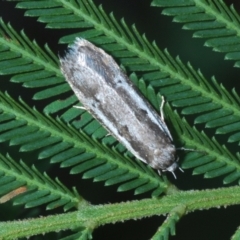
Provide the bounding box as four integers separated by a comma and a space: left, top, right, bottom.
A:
1, 186, 240, 239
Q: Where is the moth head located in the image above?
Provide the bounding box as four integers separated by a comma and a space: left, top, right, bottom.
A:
153, 146, 179, 178
165, 161, 178, 172
162, 157, 185, 179
163, 161, 179, 179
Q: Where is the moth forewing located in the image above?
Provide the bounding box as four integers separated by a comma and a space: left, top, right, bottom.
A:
60, 38, 178, 174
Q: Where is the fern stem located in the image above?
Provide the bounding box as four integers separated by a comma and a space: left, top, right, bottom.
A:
1, 185, 240, 239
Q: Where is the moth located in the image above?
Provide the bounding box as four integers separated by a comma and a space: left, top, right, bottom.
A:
60, 38, 179, 175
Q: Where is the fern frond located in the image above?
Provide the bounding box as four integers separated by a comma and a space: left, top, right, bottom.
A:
1, 1, 240, 148
1, 0, 239, 184
0, 91, 169, 196
232, 225, 240, 240
166, 104, 240, 183
0, 153, 80, 211
151, 206, 185, 240
1, 76, 239, 196
59, 228, 92, 240
151, 0, 240, 67
0, 18, 69, 106
0, 6, 239, 186
1, 1, 240, 239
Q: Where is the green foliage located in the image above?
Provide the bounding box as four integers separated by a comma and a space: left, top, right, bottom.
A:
0, 153, 81, 211
0, 91, 168, 197
151, 206, 184, 240
0, 0, 240, 239
152, 0, 240, 67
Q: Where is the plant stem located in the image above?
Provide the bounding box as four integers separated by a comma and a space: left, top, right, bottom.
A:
1, 186, 240, 239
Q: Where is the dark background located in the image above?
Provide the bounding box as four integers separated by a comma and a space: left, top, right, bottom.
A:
0, 0, 240, 239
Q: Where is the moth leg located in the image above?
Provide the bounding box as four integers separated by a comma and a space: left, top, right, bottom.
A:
176, 147, 205, 153
158, 169, 177, 178
160, 96, 165, 122
171, 171, 177, 179
73, 105, 86, 110
178, 167, 184, 173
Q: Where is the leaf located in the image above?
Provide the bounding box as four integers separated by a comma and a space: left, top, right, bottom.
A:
0, 91, 168, 196
0, 2, 240, 148
151, 0, 240, 67
0, 154, 80, 211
